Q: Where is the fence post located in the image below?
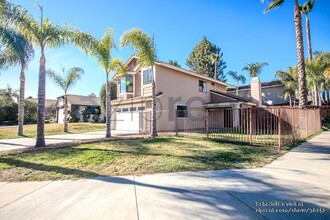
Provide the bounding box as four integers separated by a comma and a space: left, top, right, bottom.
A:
278, 109, 282, 149
291, 108, 295, 143
206, 110, 209, 138
249, 108, 252, 145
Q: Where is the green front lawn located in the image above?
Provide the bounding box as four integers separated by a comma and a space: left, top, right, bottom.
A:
0, 123, 106, 139
0, 136, 289, 182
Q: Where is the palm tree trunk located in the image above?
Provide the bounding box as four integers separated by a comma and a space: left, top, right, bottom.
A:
214, 63, 217, 80
289, 96, 292, 106
320, 81, 325, 103
18, 63, 25, 136
105, 73, 111, 138
294, 0, 308, 108
306, 14, 312, 62
151, 69, 157, 137
313, 82, 318, 106
35, 46, 46, 147
64, 93, 68, 132
236, 81, 239, 96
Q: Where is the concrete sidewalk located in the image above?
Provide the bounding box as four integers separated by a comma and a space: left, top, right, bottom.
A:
0, 130, 140, 154
0, 132, 329, 219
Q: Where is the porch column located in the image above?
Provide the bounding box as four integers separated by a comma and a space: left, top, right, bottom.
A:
232, 103, 240, 128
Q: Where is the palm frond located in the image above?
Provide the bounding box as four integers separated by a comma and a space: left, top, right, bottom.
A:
264, 0, 285, 14
65, 67, 84, 91
227, 70, 238, 81
0, 26, 34, 70
237, 74, 246, 84
46, 69, 66, 92
300, 0, 315, 14
120, 28, 156, 68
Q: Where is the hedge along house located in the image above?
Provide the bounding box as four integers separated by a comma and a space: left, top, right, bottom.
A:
55, 93, 105, 123
110, 55, 253, 133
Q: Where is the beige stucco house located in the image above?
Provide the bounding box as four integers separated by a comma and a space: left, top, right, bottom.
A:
110, 55, 254, 132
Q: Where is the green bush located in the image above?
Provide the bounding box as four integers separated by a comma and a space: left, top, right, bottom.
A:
0, 102, 18, 125
24, 100, 37, 124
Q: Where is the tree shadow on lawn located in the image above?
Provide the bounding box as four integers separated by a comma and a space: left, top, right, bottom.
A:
0, 157, 99, 179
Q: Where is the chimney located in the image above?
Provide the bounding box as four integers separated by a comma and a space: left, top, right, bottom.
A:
251, 77, 262, 107
89, 93, 96, 97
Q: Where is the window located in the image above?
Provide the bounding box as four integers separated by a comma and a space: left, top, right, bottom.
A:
138, 107, 145, 111
120, 75, 134, 93
130, 107, 136, 112
143, 69, 153, 85
177, 105, 188, 118
122, 108, 128, 112
126, 75, 133, 92
116, 108, 121, 112
199, 80, 207, 93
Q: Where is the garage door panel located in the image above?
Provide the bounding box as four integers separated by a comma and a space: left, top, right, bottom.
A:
116, 112, 139, 132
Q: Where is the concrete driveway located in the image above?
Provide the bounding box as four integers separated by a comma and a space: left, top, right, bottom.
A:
0, 131, 329, 219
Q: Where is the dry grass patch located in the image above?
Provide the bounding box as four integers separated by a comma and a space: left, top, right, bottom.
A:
0, 123, 106, 139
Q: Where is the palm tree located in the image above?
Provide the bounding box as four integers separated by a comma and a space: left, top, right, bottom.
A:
47, 67, 84, 132
306, 52, 330, 105
0, 84, 18, 103
300, 0, 315, 62
0, 27, 34, 136
227, 71, 246, 95
73, 29, 126, 138
242, 62, 268, 78
264, 0, 308, 108
210, 53, 219, 80
120, 28, 157, 137
276, 67, 299, 106
3, 4, 69, 147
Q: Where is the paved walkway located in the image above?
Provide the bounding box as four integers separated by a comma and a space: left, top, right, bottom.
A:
0, 130, 140, 154
0, 132, 329, 219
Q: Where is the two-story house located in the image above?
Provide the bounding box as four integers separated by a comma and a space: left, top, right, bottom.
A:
111, 55, 256, 133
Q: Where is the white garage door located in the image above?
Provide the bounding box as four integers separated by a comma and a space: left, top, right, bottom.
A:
58, 109, 64, 124
115, 112, 140, 132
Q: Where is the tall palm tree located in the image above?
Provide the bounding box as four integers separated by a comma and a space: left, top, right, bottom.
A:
47, 67, 84, 132
276, 67, 299, 106
3, 4, 69, 147
300, 0, 315, 62
120, 28, 157, 137
0, 26, 34, 136
264, 0, 308, 108
210, 53, 219, 80
73, 29, 126, 138
227, 70, 246, 95
242, 62, 268, 78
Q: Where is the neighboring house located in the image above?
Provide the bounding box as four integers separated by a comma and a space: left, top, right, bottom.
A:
25, 96, 57, 121
111, 55, 246, 132
227, 80, 289, 106
56, 93, 104, 123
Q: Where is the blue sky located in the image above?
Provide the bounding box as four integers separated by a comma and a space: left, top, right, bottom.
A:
1, 0, 330, 99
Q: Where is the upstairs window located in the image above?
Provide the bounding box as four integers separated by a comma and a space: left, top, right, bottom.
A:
126, 75, 133, 92
143, 69, 153, 85
120, 75, 134, 93
199, 80, 207, 93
